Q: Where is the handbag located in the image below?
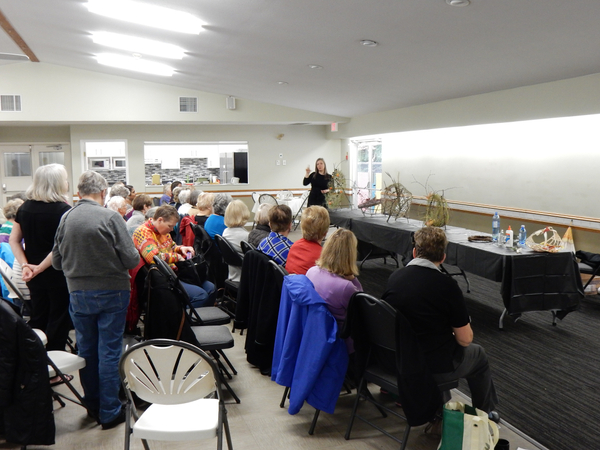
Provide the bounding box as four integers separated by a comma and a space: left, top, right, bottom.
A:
438, 401, 499, 450
174, 254, 208, 286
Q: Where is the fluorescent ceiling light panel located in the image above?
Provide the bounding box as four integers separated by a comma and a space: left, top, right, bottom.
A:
96, 53, 174, 76
87, 0, 205, 34
92, 32, 185, 59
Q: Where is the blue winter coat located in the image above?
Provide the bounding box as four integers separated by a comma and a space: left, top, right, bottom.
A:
271, 275, 348, 415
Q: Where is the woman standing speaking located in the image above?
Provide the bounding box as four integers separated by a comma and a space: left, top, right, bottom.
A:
303, 158, 332, 207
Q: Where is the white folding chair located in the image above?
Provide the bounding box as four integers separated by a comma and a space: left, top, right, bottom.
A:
119, 339, 233, 450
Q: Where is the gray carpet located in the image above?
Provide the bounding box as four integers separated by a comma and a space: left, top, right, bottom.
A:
358, 258, 599, 450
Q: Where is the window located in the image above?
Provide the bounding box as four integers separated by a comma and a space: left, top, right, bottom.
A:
353, 139, 382, 209
83, 140, 127, 184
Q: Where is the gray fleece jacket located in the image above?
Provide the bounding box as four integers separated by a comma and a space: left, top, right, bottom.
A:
52, 198, 141, 292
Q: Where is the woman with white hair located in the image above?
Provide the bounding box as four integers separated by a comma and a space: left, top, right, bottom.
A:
9, 163, 72, 351
107, 195, 128, 219
177, 188, 193, 216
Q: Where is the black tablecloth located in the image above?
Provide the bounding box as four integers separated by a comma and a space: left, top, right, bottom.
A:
329, 209, 560, 283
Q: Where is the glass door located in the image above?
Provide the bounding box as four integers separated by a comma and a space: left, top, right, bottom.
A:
354, 140, 382, 210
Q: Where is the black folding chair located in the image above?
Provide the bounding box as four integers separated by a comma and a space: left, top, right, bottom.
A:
344, 292, 456, 450
214, 234, 244, 318
151, 257, 240, 403
240, 240, 256, 254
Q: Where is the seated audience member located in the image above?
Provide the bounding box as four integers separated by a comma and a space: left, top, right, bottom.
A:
194, 192, 214, 227
159, 184, 171, 206
0, 199, 24, 237
204, 193, 232, 239
306, 228, 361, 338
258, 205, 293, 266
382, 226, 498, 414
123, 184, 136, 219
177, 188, 193, 216
145, 206, 158, 220
107, 196, 128, 219
126, 194, 153, 236
286, 206, 330, 274
171, 186, 184, 210
132, 205, 216, 307
169, 181, 182, 205
247, 203, 272, 247
187, 190, 202, 217
222, 200, 250, 282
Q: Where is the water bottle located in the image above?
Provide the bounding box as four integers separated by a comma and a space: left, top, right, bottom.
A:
518, 225, 527, 247
492, 212, 500, 242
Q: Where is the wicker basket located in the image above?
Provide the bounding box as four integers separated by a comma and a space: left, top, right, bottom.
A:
526, 227, 563, 253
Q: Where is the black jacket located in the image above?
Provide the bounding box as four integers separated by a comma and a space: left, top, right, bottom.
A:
0, 299, 55, 445
235, 250, 284, 371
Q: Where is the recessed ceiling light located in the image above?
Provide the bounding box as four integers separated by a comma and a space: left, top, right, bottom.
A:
92, 32, 186, 59
446, 0, 470, 6
87, 0, 205, 34
96, 53, 174, 76
277, 81, 289, 85
308, 64, 323, 70
360, 40, 378, 47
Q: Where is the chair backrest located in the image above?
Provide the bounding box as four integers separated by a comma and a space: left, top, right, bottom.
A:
151, 256, 203, 325
240, 240, 255, 254
215, 235, 244, 268
277, 190, 293, 201
251, 192, 261, 204
258, 194, 278, 206
191, 222, 212, 256
268, 260, 288, 292
0, 260, 27, 303
350, 292, 397, 353
120, 338, 221, 405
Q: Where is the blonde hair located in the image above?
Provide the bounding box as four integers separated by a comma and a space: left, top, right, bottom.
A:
300, 206, 329, 242
26, 164, 69, 203
224, 200, 250, 228
3, 198, 23, 220
255, 203, 273, 226
317, 228, 358, 277
196, 192, 215, 211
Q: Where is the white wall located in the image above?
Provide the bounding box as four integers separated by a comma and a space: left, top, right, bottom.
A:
0, 63, 347, 124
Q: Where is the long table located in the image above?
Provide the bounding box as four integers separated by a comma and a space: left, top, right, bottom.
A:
329, 209, 566, 283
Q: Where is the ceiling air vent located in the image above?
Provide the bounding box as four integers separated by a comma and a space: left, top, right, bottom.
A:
1, 95, 21, 112
179, 96, 197, 113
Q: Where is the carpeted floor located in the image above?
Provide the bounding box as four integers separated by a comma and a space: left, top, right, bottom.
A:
358, 258, 600, 450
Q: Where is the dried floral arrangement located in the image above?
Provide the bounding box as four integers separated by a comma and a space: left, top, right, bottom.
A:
380, 172, 412, 222
326, 165, 348, 209
413, 174, 453, 227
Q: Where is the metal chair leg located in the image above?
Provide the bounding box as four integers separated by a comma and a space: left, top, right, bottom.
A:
308, 409, 321, 435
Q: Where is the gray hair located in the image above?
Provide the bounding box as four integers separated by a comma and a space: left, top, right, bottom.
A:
178, 188, 191, 204
107, 196, 126, 212
145, 206, 158, 220
26, 164, 69, 203
3, 198, 23, 220
212, 193, 232, 215
255, 203, 273, 226
110, 184, 130, 199
189, 189, 201, 207
78, 170, 109, 196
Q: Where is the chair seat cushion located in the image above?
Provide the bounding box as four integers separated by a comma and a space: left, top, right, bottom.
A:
192, 325, 234, 350
133, 398, 219, 441
363, 364, 399, 396
47, 350, 86, 377
193, 307, 231, 325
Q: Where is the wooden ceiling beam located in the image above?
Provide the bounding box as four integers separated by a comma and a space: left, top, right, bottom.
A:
0, 8, 39, 62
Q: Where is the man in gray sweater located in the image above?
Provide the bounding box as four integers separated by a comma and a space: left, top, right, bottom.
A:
52, 170, 140, 430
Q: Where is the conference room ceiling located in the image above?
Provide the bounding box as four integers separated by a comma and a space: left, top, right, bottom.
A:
1, 0, 600, 118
